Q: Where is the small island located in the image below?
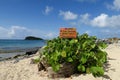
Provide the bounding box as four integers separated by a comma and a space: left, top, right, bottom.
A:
25, 36, 43, 40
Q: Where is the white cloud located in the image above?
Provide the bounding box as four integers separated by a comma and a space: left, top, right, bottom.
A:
107, 0, 120, 11
0, 26, 31, 39
0, 26, 57, 39
8, 26, 28, 36
59, 10, 78, 20
91, 14, 108, 27
79, 13, 120, 28
45, 32, 57, 39
79, 13, 90, 24
44, 6, 53, 15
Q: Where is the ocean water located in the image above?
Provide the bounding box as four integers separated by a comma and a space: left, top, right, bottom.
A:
0, 39, 46, 60
0, 39, 45, 50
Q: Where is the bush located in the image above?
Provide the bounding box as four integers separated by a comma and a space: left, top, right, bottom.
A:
42, 33, 107, 77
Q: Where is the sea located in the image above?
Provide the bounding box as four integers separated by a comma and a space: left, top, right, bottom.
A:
0, 39, 46, 60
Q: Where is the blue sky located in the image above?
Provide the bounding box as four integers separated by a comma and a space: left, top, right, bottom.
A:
0, 0, 120, 39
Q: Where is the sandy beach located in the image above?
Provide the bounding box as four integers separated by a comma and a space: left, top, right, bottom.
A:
0, 44, 120, 80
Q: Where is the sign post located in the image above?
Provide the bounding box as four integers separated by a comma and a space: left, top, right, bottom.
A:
60, 28, 77, 38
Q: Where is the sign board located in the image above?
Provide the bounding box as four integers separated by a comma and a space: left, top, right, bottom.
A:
60, 28, 77, 38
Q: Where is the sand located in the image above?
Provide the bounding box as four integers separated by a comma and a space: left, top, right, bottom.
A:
0, 44, 120, 80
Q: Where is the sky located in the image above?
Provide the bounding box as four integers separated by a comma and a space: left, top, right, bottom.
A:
0, 0, 120, 39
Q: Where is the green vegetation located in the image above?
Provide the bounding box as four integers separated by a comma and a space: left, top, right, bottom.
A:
42, 33, 107, 77
25, 36, 43, 40
33, 57, 40, 64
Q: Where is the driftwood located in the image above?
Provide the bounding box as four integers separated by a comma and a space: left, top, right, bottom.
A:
38, 54, 76, 78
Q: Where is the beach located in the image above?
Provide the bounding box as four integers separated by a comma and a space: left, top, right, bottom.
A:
0, 43, 120, 80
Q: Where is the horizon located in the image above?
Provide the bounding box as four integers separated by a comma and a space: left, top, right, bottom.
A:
0, 0, 120, 39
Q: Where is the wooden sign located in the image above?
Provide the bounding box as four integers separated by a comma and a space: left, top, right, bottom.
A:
60, 28, 77, 38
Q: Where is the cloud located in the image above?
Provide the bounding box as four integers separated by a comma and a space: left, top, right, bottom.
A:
79, 13, 120, 28
32, 30, 57, 39
107, 0, 120, 11
0, 26, 57, 39
45, 32, 57, 39
91, 14, 108, 27
44, 6, 53, 15
79, 13, 91, 25
0, 26, 31, 39
8, 26, 29, 36
59, 10, 78, 20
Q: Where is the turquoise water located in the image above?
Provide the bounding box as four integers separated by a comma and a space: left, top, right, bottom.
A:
0, 39, 46, 60
0, 39, 45, 50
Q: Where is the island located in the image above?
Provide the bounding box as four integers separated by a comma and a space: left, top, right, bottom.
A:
25, 36, 43, 40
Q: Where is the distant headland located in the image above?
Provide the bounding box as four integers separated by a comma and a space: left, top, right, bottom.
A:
25, 36, 43, 40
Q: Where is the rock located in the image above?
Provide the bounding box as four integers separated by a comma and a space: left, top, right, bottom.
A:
13, 54, 21, 58
26, 50, 38, 55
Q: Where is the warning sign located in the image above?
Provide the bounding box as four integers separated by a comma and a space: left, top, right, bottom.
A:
60, 28, 77, 38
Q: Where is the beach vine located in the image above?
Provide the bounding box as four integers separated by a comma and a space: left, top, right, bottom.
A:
42, 33, 107, 77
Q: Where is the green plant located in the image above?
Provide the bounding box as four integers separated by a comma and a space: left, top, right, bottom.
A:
42, 33, 107, 77
33, 57, 40, 64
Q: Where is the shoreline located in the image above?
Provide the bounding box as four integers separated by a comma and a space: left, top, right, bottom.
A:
0, 47, 40, 61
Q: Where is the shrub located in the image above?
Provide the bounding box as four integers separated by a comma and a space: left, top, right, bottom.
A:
42, 33, 107, 77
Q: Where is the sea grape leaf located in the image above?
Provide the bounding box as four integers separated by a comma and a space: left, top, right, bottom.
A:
70, 40, 75, 44
80, 56, 87, 64
52, 64, 60, 72
67, 57, 73, 62
91, 44, 96, 48
61, 51, 66, 57
98, 42, 107, 49
90, 66, 104, 77
78, 65, 85, 72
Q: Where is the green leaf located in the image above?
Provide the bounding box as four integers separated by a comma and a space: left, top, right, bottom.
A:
67, 57, 73, 62
61, 51, 66, 57
90, 67, 104, 77
80, 56, 87, 64
82, 41, 88, 49
70, 40, 75, 44
91, 44, 96, 48
86, 68, 91, 74
52, 64, 60, 72
74, 39, 78, 43
78, 65, 85, 72
98, 42, 107, 49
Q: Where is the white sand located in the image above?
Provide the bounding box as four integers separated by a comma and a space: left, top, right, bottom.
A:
0, 44, 120, 80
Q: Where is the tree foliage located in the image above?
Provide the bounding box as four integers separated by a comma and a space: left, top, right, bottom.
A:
42, 33, 107, 77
